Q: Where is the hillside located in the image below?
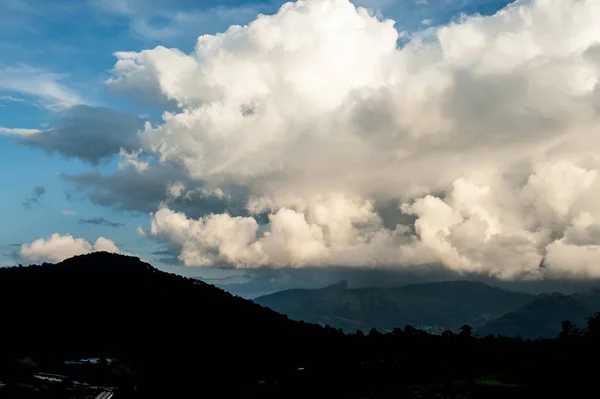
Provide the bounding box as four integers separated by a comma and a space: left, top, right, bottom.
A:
0, 252, 326, 397
254, 280, 533, 333
478, 290, 600, 338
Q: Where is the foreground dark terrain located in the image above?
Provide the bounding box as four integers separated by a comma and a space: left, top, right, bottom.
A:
1, 253, 600, 398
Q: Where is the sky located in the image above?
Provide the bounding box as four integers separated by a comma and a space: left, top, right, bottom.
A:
2, 0, 600, 297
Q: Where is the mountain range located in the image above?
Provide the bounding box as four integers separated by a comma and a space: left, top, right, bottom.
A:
254, 280, 600, 338
478, 290, 600, 338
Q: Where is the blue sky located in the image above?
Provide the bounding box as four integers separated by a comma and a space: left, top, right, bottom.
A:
0, 0, 514, 293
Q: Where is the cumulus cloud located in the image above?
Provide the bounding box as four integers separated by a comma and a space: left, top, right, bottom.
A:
18, 105, 145, 164
111, 0, 600, 279
93, 236, 122, 253
145, 194, 425, 268
19, 233, 123, 262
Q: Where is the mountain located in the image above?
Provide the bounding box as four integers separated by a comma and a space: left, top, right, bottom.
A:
0, 252, 328, 397
254, 280, 533, 333
478, 290, 600, 338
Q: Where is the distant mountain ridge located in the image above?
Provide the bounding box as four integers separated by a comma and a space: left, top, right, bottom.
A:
478, 290, 600, 338
255, 280, 600, 337
254, 280, 535, 333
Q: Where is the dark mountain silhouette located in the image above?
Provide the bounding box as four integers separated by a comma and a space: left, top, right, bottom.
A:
254, 280, 533, 333
3, 253, 600, 398
0, 252, 330, 397
478, 290, 600, 338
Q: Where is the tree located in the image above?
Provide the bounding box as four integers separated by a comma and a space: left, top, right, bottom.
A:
585, 313, 600, 338
441, 330, 455, 339
392, 327, 403, 337
459, 324, 473, 338
368, 328, 381, 338
559, 320, 579, 340
404, 325, 417, 336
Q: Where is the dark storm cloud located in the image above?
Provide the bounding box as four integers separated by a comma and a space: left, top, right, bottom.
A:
156, 257, 181, 265
78, 217, 125, 228
151, 249, 177, 256
148, 248, 181, 265
19, 105, 146, 164
372, 198, 418, 232
21, 186, 46, 209
60, 164, 250, 218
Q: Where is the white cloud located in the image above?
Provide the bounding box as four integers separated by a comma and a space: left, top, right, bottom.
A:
19, 233, 123, 262
148, 195, 422, 269
420, 18, 431, 25
113, 0, 600, 279
162, 181, 230, 206
118, 148, 149, 172
0, 126, 42, 136
93, 236, 121, 253
0, 95, 27, 103
198, 187, 229, 200
167, 181, 187, 200
0, 65, 82, 110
